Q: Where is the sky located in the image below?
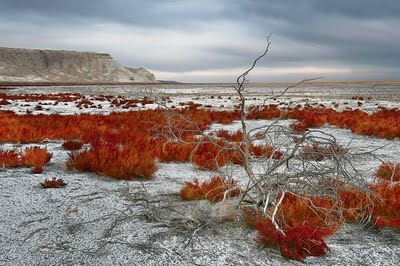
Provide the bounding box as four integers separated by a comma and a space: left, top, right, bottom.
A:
0, 0, 399, 83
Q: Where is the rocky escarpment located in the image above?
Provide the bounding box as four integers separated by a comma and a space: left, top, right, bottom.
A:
0, 47, 157, 84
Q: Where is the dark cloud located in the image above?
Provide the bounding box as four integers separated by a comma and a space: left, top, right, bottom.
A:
313, 0, 400, 19
0, 0, 228, 29
0, 0, 399, 81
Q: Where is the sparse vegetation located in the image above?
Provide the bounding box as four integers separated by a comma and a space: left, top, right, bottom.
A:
0, 146, 52, 173
180, 176, 241, 202
1, 49, 400, 263
41, 177, 67, 188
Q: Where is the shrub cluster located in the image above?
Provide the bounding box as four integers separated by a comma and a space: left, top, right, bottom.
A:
256, 219, 330, 262
2, 94, 400, 261
0, 146, 52, 173
289, 107, 400, 139
180, 176, 241, 202
67, 142, 157, 180
238, 176, 400, 262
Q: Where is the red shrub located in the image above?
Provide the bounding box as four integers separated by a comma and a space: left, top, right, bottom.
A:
202, 176, 241, 202
247, 105, 283, 120
22, 146, 52, 169
242, 207, 265, 229
279, 226, 330, 262
250, 145, 283, 159
179, 176, 241, 202
274, 193, 342, 237
273, 150, 284, 160
215, 129, 244, 142
62, 140, 84, 150
337, 186, 371, 222
179, 178, 204, 201
0, 99, 11, 105
152, 137, 195, 163
375, 162, 400, 181
248, 192, 342, 257
41, 178, 67, 188
256, 219, 330, 262
66, 143, 157, 180
369, 181, 400, 230
256, 219, 284, 248
0, 150, 21, 167
190, 142, 283, 170
0, 147, 51, 172
191, 141, 230, 170
290, 121, 308, 132
32, 166, 44, 174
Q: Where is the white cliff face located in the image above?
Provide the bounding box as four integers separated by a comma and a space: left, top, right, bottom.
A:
125, 67, 156, 82
0, 47, 157, 83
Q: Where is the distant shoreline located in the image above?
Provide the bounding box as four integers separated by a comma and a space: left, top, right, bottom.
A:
1, 80, 400, 89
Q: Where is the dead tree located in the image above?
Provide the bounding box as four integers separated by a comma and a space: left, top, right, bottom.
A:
154, 36, 375, 233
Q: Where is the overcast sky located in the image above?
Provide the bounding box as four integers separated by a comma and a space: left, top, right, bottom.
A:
1, 0, 399, 82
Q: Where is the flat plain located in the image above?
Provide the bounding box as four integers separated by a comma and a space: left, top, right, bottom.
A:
1, 82, 400, 265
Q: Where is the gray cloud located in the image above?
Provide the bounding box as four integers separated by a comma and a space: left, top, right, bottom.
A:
0, 0, 399, 82
0, 0, 229, 29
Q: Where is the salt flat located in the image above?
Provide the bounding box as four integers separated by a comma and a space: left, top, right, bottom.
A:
1, 84, 400, 265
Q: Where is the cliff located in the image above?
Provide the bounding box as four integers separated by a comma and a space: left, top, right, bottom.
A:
0, 47, 157, 84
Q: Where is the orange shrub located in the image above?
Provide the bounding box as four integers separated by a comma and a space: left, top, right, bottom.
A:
215, 129, 244, 142
152, 138, 195, 163
256, 219, 284, 248
62, 140, 84, 150
290, 121, 308, 132
369, 181, 400, 229
287, 107, 400, 139
279, 225, 330, 262
250, 144, 283, 159
22, 146, 52, 169
190, 141, 266, 170
67, 143, 157, 180
32, 166, 45, 174
191, 141, 230, 170
202, 176, 241, 202
337, 186, 371, 222
256, 219, 330, 262
1, 104, 399, 148
336, 181, 400, 229
274, 193, 342, 237
0, 150, 21, 167
179, 176, 241, 202
242, 206, 268, 229
179, 178, 204, 201
247, 105, 283, 120
0, 147, 51, 173
288, 108, 331, 128
375, 162, 400, 181
41, 178, 67, 188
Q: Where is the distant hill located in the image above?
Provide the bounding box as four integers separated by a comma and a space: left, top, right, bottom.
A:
0, 47, 157, 84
